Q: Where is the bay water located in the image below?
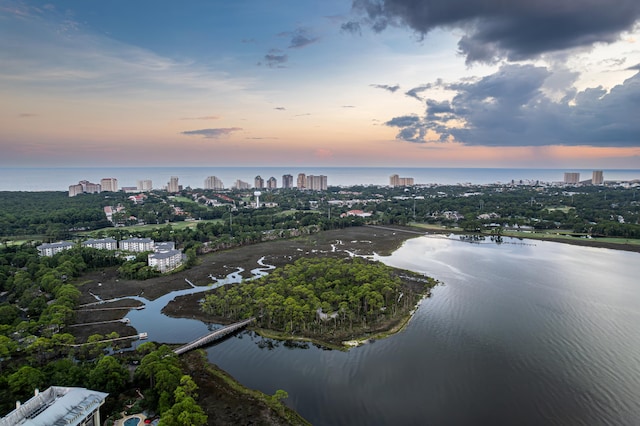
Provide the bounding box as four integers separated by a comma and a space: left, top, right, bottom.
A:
125, 235, 640, 425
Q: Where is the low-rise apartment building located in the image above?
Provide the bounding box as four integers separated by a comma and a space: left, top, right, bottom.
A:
0, 386, 108, 426
82, 238, 118, 250
37, 241, 74, 257
148, 248, 183, 273
119, 238, 155, 252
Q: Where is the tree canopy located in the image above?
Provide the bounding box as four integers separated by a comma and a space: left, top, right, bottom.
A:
202, 257, 436, 340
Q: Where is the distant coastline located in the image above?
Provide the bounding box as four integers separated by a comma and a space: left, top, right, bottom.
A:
2, 166, 639, 192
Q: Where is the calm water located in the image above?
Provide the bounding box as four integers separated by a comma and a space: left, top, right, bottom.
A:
1, 167, 639, 191
126, 236, 640, 425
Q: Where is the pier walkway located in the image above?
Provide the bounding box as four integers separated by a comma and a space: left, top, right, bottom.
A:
174, 318, 255, 355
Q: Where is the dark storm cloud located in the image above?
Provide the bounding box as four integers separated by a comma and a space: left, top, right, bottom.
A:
385, 64, 640, 146
351, 0, 640, 63
181, 128, 242, 138
370, 83, 400, 92
628, 63, 640, 71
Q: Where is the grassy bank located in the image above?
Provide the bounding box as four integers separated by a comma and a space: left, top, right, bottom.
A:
182, 350, 311, 426
408, 222, 640, 252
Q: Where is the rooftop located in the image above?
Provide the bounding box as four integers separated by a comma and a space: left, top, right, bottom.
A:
0, 386, 108, 426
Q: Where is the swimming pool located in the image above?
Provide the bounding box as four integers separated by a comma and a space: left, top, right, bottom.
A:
123, 417, 141, 426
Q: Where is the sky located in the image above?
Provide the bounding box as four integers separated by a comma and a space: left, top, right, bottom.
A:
1, 0, 639, 169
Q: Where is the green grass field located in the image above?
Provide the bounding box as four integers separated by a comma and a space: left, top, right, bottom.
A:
81, 219, 225, 236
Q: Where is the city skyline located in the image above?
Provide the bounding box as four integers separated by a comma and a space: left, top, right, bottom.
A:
1, 0, 639, 169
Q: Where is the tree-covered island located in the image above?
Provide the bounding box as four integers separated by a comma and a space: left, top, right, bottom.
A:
201, 257, 438, 347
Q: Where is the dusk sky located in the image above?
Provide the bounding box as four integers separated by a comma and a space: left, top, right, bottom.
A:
1, 0, 639, 168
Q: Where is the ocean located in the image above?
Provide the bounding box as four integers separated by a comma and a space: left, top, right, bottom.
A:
0, 167, 638, 192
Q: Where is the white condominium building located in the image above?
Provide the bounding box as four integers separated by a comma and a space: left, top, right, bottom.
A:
204, 176, 224, 190
37, 241, 75, 256
390, 174, 414, 187
82, 238, 118, 250
297, 173, 306, 189
100, 178, 118, 192
137, 179, 153, 191
592, 170, 604, 185
233, 179, 250, 189
119, 238, 155, 252
167, 176, 180, 193
68, 180, 101, 196
148, 248, 183, 273
564, 172, 580, 184
306, 175, 328, 191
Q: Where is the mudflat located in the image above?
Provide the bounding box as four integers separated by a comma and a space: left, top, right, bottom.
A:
72, 225, 420, 342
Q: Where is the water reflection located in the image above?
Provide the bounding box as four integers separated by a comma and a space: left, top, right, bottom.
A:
124, 236, 640, 425
204, 236, 640, 425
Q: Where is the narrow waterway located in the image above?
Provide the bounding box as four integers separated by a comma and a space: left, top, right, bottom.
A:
126, 237, 640, 425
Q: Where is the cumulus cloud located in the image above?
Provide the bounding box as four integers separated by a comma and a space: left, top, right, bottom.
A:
274, 107, 286, 110
385, 64, 640, 146
181, 128, 242, 138
351, 0, 640, 63
370, 83, 400, 93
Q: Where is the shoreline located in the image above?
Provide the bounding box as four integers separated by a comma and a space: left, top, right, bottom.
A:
163, 272, 435, 350
407, 223, 640, 253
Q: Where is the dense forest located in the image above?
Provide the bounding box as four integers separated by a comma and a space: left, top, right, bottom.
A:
0, 239, 208, 423
0, 191, 111, 238
201, 257, 437, 342
2, 184, 639, 245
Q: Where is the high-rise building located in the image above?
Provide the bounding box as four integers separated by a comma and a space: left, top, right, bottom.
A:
390, 174, 414, 186
233, 179, 250, 189
297, 173, 306, 189
68, 184, 83, 197
204, 176, 224, 190
592, 170, 604, 185
306, 175, 328, 191
564, 172, 580, 184
167, 176, 179, 193
69, 180, 101, 196
282, 174, 293, 188
137, 179, 153, 191
100, 178, 118, 192
254, 175, 264, 189
267, 176, 277, 189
